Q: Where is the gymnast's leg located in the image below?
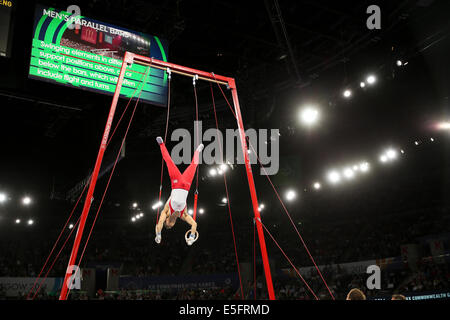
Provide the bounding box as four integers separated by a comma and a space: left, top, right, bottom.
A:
157, 137, 181, 182
181, 143, 204, 185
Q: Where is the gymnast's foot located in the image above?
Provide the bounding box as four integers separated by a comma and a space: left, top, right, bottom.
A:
156, 137, 164, 145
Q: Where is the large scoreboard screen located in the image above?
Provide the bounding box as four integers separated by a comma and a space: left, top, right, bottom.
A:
29, 4, 169, 106
0, 0, 15, 58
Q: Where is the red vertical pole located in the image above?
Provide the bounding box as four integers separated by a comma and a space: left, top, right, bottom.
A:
193, 192, 198, 221
229, 79, 276, 300
59, 53, 132, 300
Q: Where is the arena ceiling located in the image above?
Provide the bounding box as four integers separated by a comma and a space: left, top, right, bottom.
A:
0, 0, 449, 223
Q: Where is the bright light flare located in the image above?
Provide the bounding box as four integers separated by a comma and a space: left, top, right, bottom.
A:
27, 219, 34, 225
327, 171, 341, 184
360, 162, 370, 172
366, 75, 377, 85
285, 190, 296, 201
437, 122, 450, 130
300, 107, 320, 126
22, 197, 32, 206
313, 182, 321, 190
343, 89, 352, 98
0, 193, 6, 203
343, 168, 355, 180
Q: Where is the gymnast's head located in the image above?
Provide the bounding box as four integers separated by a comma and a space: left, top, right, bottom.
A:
164, 214, 178, 229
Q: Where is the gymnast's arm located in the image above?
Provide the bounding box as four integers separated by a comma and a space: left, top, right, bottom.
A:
155, 201, 170, 235
181, 209, 197, 234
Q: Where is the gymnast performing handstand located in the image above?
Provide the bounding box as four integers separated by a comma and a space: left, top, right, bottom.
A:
155, 136, 204, 246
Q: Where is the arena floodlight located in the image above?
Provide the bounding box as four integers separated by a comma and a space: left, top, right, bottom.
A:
386, 149, 397, 160
366, 75, 377, 85
209, 168, 217, 177
199, 208, 205, 214
139, 213, 144, 217
220, 164, 228, 172
27, 219, 34, 226
380, 155, 388, 163
343, 89, 352, 98
300, 107, 320, 126
343, 168, 355, 180
22, 196, 32, 206
188, 209, 194, 215
360, 82, 366, 88
327, 170, 341, 184
430, 138, 435, 142
360, 162, 370, 173
260, 204, 265, 209
285, 190, 296, 201
69, 224, 74, 229
437, 122, 450, 130
15, 219, 21, 224
132, 202, 138, 208
313, 182, 321, 190
396, 60, 403, 67
221, 197, 228, 204
0, 193, 6, 203
131, 217, 136, 222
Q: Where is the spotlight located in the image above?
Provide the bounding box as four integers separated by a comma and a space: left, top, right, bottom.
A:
222, 197, 227, 204
360, 82, 366, 88
366, 75, 377, 85
199, 208, 205, 214
343, 89, 352, 98
22, 197, 32, 206
396, 60, 403, 67
209, 168, 217, 177
139, 213, 144, 218
313, 182, 321, 190
386, 149, 398, 160
132, 202, 138, 208
260, 204, 265, 209
135, 215, 141, 220
360, 162, 370, 172
430, 138, 435, 142
380, 155, 388, 163
0, 193, 6, 203
353, 165, 359, 171
437, 122, 450, 130
15, 219, 21, 224
188, 209, 193, 215
343, 168, 355, 180
401, 150, 405, 154
220, 164, 228, 172
415, 141, 420, 146
27, 219, 34, 226
300, 107, 320, 126
69, 224, 74, 229
327, 171, 341, 184
131, 217, 136, 222
285, 190, 296, 201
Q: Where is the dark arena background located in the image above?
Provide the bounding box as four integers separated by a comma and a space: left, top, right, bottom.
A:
1, 0, 450, 312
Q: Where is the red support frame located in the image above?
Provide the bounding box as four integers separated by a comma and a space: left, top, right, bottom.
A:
59, 52, 276, 300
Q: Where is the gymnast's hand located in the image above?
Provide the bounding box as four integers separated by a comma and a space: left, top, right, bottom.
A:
155, 232, 161, 244
186, 232, 196, 246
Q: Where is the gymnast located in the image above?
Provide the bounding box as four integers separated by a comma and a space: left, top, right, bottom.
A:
154, 137, 203, 246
